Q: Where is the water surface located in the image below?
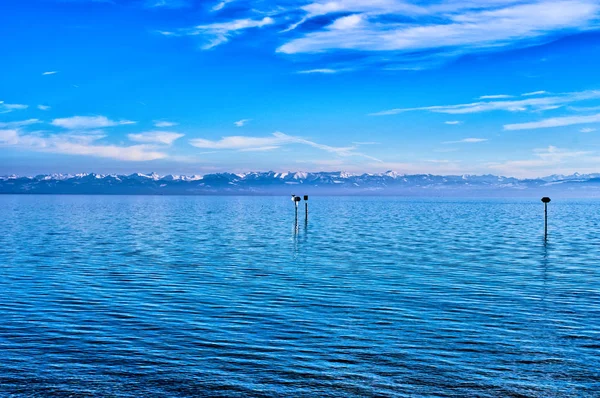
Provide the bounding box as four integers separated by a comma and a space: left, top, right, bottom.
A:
1, 196, 599, 397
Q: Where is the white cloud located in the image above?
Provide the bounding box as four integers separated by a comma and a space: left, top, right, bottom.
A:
238, 146, 280, 152
522, 90, 548, 96
278, 1, 599, 55
297, 68, 340, 74
504, 113, 600, 131
42, 71, 58, 75
154, 120, 178, 127
234, 119, 251, 127
487, 146, 595, 177
444, 121, 462, 125
190, 134, 286, 149
128, 131, 184, 145
569, 105, 600, 112
479, 95, 512, 99
580, 127, 596, 133
443, 138, 487, 144
0, 119, 42, 128
371, 90, 600, 115
0, 129, 19, 145
145, 0, 189, 8
51, 116, 136, 129
211, 0, 235, 11
38, 105, 51, 111
189, 131, 381, 161
0, 129, 166, 161
533, 145, 591, 161
0, 101, 28, 114
164, 17, 275, 49
329, 14, 364, 30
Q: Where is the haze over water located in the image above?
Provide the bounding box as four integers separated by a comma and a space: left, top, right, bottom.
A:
1, 195, 599, 397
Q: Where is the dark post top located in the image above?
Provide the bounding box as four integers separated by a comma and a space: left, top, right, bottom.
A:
304, 195, 308, 201
541, 197, 551, 203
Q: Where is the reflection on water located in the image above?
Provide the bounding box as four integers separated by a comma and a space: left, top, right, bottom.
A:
0, 195, 599, 397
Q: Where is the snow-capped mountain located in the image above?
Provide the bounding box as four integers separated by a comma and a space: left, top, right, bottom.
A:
1, 171, 599, 196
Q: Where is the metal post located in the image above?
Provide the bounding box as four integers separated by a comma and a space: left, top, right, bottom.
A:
541, 197, 551, 240
293, 195, 301, 226
304, 195, 308, 220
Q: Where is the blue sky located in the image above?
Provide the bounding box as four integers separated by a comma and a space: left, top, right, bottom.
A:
1, 0, 600, 178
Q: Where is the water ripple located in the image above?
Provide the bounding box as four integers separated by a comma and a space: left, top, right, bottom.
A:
0, 196, 599, 397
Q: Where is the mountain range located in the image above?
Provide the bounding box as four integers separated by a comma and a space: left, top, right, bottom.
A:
2, 171, 600, 196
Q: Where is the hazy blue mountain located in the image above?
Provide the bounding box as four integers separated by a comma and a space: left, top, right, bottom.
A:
1, 171, 600, 196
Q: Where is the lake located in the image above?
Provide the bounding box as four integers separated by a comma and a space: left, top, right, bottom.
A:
0, 195, 599, 397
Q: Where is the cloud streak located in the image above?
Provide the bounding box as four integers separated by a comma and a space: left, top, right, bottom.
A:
154, 121, 178, 127
0, 129, 167, 161
487, 146, 595, 177
443, 138, 488, 144
128, 131, 184, 145
278, 1, 599, 56
234, 119, 251, 127
145, 0, 189, 8
372, 90, 600, 115
297, 68, 340, 74
189, 131, 382, 161
51, 116, 136, 129
504, 113, 600, 131
479, 95, 512, 100
0, 101, 28, 114
0, 119, 42, 128
161, 17, 275, 49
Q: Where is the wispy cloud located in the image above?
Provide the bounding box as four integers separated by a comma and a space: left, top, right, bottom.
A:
278, 1, 599, 57
371, 90, 600, 115
189, 131, 381, 161
38, 105, 51, 111
145, 0, 189, 8
522, 90, 549, 96
443, 138, 487, 144
444, 121, 462, 125
0, 119, 42, 128
580, 127, 597, 133
479, 95, 512, 100
161, 17, 275, 49
154, 120, 178, 127
51, 116, 136, 129
504, 113, 600, 131
211, 0, 235, 11
128, 131, 184, 145
42, 71, 58, 76
297, 68, 340, 74
0, 101, 28, 114
234, 119, 251, 127
238, 146, 279, 152
158, 1, 600, 71
568, 105, 600, 112
0, 129, 166, 161
488, 146, 594, 177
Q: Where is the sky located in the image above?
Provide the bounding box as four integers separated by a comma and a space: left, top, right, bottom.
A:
1, 0, 600, 178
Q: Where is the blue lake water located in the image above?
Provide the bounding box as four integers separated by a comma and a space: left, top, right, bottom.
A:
0, 195, 599, 397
